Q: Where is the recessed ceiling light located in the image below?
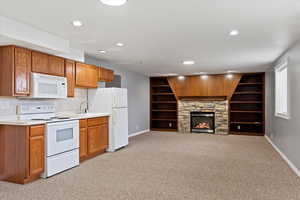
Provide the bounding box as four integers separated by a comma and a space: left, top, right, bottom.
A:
183, 60, 195, 65
116, 42, 124, 47
227, 70, 238, 73
100, 0, 127, 6
178, 76, 185, 80
226, 74, 234, 79
229, 30, 239, 36
201, 75, 209, 80
193, 72, 206, 75
72, 20, 83, 27
98, 50, 107, 54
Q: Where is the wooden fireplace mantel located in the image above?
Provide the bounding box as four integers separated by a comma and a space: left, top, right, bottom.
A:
167, 74, 242, 101
178, 96, 227, 101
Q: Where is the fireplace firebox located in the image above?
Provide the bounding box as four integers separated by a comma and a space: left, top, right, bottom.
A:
190, 112, 215, 133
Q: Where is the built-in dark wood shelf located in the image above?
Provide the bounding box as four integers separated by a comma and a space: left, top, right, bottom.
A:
151, 128, 178, 132
230, 131, 264, 136
229, 73, 265, 136
230, 101, 263, 104
234, 91, 262, 95
152, 110, 177, 112
152, 119, 177, 121
230, 110, 263, 113
152, 93, 174, 95
150, 77, 178, 131
238, 82, 263, 86
151, 85, 170, 88
230, 121, 262, 125
152, 101, 177, 104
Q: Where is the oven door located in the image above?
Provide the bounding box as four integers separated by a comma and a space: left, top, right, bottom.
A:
31, 73, 67, 99
46, 120, 79, 157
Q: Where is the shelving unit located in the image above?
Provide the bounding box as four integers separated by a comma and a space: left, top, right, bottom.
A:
150, 77, 177, 131
229, 73, 265, 136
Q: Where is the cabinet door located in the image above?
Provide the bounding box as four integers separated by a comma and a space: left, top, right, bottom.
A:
106, 69, 114, 82
14, 47, 31, 96
32, 51, 48, 74
29, 126, 44, 177
87, 126, 102, 155
98, 67, 114, 82
80, 128, 88, 160
29, 136, 44, 176
76, 63, 98, 88
98, 67, 106, 81
99, 123, 108, 150
48, 55, 65, 76
65, 59, 75, 97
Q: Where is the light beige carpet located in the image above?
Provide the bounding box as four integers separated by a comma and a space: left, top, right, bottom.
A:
1, 132, 300, 200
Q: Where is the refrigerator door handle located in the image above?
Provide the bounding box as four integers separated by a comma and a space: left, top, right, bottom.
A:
112, 110, 116, 125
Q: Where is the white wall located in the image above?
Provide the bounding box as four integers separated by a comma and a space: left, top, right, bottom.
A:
85, 56, 150, 135
266, 40, 300, 174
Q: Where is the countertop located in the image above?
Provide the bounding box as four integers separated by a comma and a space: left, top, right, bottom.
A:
0, 113, 110, 126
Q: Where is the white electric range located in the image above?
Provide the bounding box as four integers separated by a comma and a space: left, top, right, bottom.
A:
17, 103, 79, 178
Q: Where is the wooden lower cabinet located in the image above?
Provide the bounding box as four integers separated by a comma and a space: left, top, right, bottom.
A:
29, 134, 44, 176
79, 117, 109, 162
0, 125, 45, 184
87, 126, 103, 155
79, 128, 88, 160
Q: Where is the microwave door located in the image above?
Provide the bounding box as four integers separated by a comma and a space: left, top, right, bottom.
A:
31, 73, 67, 99
33, 79, 59, 98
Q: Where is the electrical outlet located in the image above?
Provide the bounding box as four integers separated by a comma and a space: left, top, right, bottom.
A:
237, 125, 241, 130
169, 123, 172, 127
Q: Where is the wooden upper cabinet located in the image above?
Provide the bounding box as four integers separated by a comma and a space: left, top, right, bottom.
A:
32, 51, 64, 76
65, 59, 75, 97
32, 51, 48, 74
98, 67, 114, 82
75, 62, 98, 88
0, 46, 31, 97
48, 55, 65, 76
14, 47, 31, 95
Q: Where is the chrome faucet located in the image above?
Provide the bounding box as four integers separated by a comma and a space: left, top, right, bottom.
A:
79, 100, 88, 114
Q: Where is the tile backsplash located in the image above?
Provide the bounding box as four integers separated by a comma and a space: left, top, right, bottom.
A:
0, 88, 87, 116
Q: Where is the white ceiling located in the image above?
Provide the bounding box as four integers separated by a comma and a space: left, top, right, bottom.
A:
0, 0, 299, 76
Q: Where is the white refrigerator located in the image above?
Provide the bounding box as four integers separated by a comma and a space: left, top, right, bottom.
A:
88, 88, 129, 152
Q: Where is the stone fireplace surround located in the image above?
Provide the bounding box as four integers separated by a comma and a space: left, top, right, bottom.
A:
178, 100, 229, 134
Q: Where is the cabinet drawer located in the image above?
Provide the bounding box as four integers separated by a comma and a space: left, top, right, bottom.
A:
87, 117, 108, 127
79, 119, 87, 128
30, 125, 45, 137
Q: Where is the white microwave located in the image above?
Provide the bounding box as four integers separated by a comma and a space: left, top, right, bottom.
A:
30, 73, 67, 99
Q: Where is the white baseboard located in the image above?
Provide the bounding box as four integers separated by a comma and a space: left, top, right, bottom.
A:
265, 135, 300, 178
129, 129, 150, 138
